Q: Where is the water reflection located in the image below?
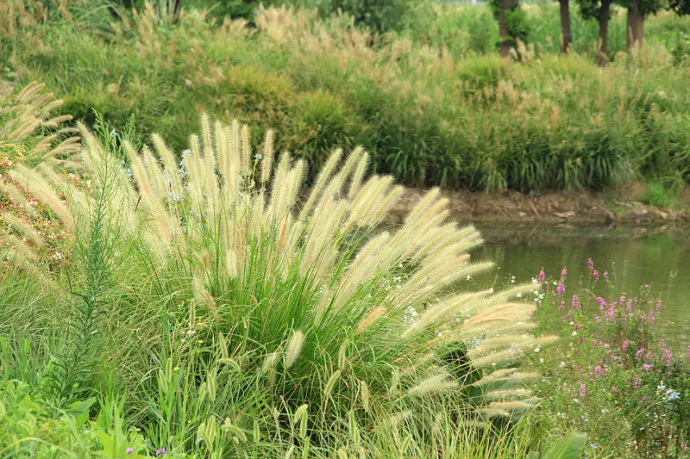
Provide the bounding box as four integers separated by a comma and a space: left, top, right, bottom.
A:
469, 224, 690, 343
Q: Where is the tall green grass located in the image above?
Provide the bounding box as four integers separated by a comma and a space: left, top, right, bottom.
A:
2, 3, 688, 192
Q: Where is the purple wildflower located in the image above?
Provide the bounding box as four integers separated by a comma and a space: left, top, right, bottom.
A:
126, 448, 134, 455
156, 448, 167, 456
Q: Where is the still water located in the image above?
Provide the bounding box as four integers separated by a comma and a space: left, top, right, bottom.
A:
468, 224, 690, 344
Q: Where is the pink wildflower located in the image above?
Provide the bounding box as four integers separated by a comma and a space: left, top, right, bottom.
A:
561, 268, 567, 280
603, 271, 609, 279
574, 323, 580, 330
611, 385, 618, 393
593, 269, 599, 281
556, 283, 565, 296
596, 297, 606, 310
634, 377, 641, 389
587, 258, 594, 271
571, 295, 579, 310
621, 340, 629, 351
643, 364, 654, 371
559, 300, 565, 310
606, 305, 616, 320
579, 383, 586, 397
594, 366, 601, 378
538, 268, 545, 282
636, 348, 645, 361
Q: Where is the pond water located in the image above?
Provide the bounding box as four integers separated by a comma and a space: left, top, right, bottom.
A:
468, 223, 690, 344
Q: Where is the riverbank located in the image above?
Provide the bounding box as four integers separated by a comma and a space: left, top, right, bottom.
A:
390, 185, 690, 225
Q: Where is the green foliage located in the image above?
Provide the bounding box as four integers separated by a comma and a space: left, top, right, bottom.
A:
541, 432, 588, 459
3, 5, 689, 193
0, 380, 149, 457
317, 0, 414, 33
489, 0, 530, 49
639, 179, 682, 208
39, 114, 127, 408
670, 0, 690, 15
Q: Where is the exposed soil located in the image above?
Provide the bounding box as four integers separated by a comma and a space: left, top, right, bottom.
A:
388, 185, 690, 225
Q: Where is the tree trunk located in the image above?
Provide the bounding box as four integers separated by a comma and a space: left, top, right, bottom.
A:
559, 0, 572, 53
499, 0, 514, 57
598, 0, 611, 62
626, 0, 645, 52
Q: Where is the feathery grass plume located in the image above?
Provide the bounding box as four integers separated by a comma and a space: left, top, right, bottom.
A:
284, 330, 305, 369
0, 82, 80, 166
407, 372, 459, 397
260, 129, 275, 185
2, 212, 44, 246
10, 163, 75, 230
4, 115, 556, 446
0, 181, 39, 218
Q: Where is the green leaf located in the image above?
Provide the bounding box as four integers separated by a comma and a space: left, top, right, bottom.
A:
542, 432, 588, 459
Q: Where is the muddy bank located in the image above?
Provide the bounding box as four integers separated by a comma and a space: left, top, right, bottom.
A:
388, 187, 690, 225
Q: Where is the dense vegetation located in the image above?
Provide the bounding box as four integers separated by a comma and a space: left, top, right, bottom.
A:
1, 0, 689, 457
1, 0, 688, 193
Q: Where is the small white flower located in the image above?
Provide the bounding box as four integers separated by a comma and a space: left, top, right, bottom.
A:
466, 274, 472, 280
516, 293, 522, 298
572, 331, 578, 336
534, 347, 541, 353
